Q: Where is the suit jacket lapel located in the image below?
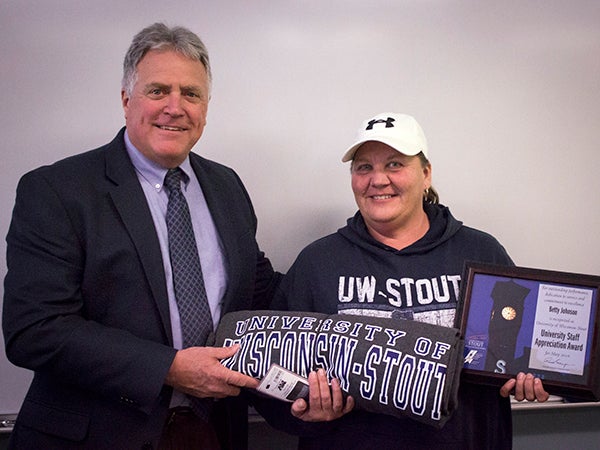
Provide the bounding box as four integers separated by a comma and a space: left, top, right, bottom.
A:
104, 129, 173, 343
189, 155, 241, 314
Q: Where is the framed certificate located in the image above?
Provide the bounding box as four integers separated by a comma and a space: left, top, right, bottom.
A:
456, 262, 600, 400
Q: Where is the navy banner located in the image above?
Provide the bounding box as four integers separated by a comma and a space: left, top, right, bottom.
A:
214, 310, 464, 428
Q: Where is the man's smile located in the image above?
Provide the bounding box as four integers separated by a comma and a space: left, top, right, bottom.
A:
156, 125, 187, 131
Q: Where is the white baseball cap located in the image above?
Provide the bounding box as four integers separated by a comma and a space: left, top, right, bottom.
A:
342, 112, 428, 162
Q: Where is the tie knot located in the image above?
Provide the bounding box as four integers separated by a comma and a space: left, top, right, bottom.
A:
164, 168, 185, 193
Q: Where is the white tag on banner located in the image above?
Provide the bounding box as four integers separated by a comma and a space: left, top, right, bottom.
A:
256, 364, 309, 402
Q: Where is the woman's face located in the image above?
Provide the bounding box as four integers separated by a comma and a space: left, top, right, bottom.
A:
351, 141, 431, 233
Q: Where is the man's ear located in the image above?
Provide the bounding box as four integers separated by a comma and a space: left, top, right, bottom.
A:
121, 89, 130, 115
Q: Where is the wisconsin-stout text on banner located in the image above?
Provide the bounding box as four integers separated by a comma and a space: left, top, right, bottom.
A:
214, 310, 464, 428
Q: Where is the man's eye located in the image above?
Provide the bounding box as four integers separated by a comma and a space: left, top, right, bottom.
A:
354, 164, 371, 172
183, 91, 203, 101
148, 88, 164, 96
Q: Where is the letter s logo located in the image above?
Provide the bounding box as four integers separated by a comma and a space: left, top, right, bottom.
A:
494, 359, 506, 374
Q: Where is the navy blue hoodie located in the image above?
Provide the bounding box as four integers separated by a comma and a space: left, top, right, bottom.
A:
267, 204, 514, 449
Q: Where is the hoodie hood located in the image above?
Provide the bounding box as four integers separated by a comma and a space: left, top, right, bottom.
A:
339, 203, 463, 256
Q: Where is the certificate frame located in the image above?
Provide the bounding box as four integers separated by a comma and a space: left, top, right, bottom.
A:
456, 262, 600, 401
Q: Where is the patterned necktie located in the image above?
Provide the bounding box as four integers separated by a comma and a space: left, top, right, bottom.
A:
164, 167, 213, 419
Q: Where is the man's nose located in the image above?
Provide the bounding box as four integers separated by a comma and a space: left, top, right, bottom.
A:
163, 93, 184, 115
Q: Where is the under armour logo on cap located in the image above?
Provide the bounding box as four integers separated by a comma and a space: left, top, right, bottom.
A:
365, 117, 395, 130
341, 112, 429, 162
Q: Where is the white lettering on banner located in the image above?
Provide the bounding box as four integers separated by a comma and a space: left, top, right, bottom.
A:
338, 274, 461, 307
221, 317, 453, 423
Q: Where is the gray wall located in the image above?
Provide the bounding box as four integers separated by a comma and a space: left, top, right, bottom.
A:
1, 0, 599, 434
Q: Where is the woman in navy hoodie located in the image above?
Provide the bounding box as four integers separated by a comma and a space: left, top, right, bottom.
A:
263, 112, 548, 450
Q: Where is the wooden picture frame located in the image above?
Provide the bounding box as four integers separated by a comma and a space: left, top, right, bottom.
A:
456, 262, 600, 401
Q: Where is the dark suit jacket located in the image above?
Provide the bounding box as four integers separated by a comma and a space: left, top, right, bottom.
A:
2, 128, 280, 449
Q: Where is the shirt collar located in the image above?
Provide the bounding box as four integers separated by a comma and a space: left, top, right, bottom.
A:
124, 130, 194, 191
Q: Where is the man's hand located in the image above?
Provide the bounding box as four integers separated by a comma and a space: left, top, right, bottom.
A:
500, 372, 549, 402
291, 369, 354, 422
165, 344, 259, 398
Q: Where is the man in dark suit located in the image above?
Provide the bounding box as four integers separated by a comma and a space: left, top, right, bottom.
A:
2, 23, 280, 449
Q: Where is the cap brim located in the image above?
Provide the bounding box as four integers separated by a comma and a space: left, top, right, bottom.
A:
341, 142, 362, 162
341, 137, 423, 162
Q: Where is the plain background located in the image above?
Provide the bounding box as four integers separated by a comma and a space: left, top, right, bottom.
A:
1, 0, 599, 415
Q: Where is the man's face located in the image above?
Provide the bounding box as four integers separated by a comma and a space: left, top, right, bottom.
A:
121, 49, 210, 168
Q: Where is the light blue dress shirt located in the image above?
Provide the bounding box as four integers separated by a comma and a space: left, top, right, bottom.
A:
124, 131, 228, 344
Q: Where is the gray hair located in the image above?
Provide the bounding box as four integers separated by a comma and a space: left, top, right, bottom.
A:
122, 22, 212, 96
